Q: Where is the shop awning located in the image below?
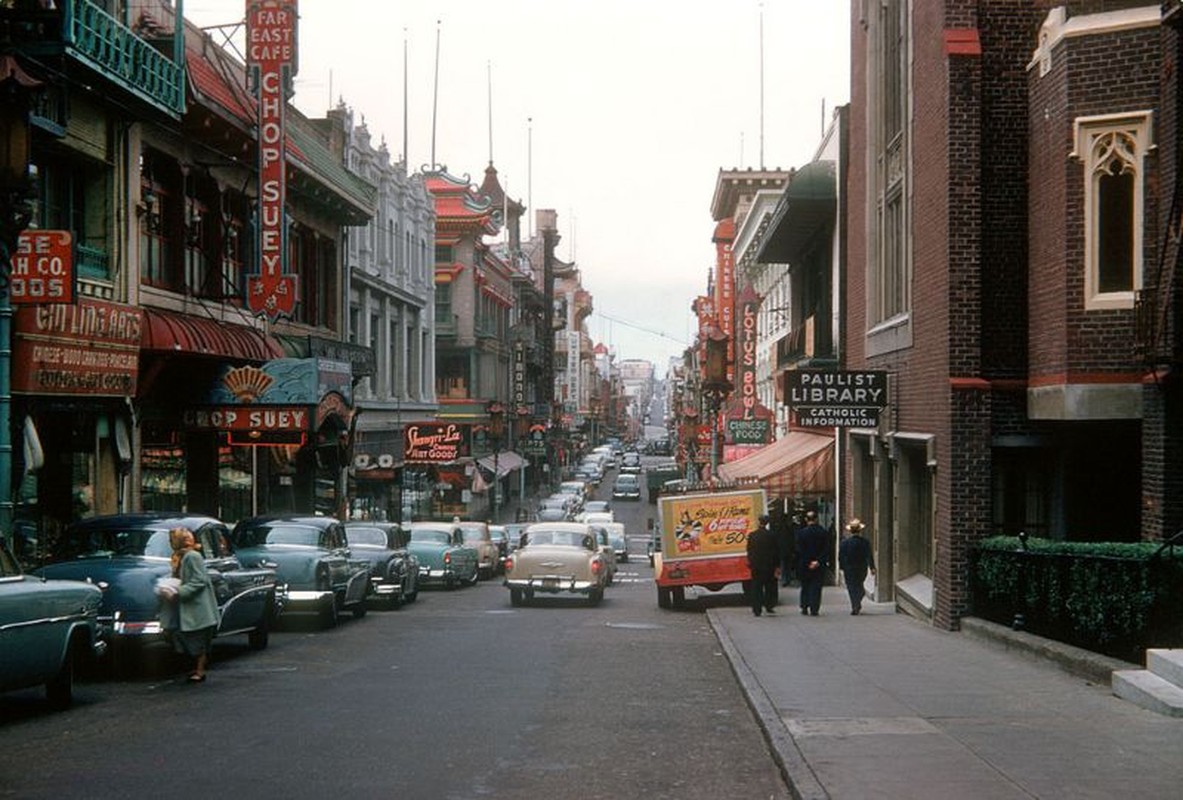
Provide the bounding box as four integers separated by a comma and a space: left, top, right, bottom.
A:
477, 450, 526, 478
141, 308, 283, 361
756, 159, 836, 264
717, 430, 834, 496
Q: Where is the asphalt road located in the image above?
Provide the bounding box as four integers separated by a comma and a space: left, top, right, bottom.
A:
0, 465, 787, 800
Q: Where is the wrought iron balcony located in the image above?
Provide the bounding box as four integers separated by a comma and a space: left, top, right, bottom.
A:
75, 241, 109, 280
1, 0, 185, 117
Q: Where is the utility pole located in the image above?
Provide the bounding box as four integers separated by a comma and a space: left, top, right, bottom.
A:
540, 214, 559, 490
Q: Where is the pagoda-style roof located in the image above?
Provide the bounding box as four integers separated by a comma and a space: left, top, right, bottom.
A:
425, 169, 501, 237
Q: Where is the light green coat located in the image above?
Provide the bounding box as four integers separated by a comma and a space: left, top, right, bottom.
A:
177, 550, 219, 632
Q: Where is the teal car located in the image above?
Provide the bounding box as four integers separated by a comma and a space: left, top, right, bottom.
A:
1, 540, 105, 709
406, 522, 479, 589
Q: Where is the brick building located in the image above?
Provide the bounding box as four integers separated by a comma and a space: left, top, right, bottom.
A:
845, 2, 1179, 629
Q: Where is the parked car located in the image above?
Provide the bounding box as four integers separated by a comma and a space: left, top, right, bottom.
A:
574, 464, 602, 487
612, 473, 642, 501
456, 521, 499, 579
503, 522, 609, 606
36, 513, 281, 651
603, 522, 630, 563
343, 522, 420, 608
232, 516, 371, 628
1, 540, 105, 709
537, 496, 574, 521
405, 521, 479, 589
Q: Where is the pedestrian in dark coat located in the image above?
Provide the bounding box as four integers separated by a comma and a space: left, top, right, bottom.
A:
746, 515, 779, 616
795, 510, 830, 616
838, 519, 876, 615
771, 507, 795, 587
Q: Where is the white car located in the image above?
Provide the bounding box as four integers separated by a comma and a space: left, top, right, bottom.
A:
603, 522, 629, 563
503, 523, 610, 606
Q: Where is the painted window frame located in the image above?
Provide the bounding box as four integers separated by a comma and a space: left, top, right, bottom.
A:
1073, 111, 1152, 311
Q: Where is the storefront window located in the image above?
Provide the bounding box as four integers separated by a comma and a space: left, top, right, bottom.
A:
141, 445, 187, 512
218, 442, 254, 523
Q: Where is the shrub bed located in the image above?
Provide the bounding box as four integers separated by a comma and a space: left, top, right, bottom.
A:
970, 537, 1183, 662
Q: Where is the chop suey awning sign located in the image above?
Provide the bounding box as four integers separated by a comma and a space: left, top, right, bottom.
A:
785, 370, 888, 428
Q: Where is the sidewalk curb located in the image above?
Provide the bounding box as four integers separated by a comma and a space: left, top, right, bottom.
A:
707, 609, 829, 800
958, 616, 1134, 686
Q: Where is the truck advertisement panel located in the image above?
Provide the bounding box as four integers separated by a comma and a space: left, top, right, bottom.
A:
655, 487, 767, 609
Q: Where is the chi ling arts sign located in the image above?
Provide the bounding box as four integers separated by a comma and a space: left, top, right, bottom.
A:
785, 370, 888, 428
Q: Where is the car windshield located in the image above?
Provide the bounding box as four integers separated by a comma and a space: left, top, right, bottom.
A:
585, 501, 610, 513
345, 527, 388, 547
615, 476, 640, 487
410, 528, 451, 545
488, 529, 506, 542
525, 529, 591, 548
55, 527, 172, 560
247, 525, 320, 547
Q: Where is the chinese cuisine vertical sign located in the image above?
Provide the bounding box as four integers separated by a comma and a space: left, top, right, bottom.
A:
246, 0, 298, 319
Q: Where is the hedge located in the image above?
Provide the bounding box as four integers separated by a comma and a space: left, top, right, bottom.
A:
970, 536, 1183, 662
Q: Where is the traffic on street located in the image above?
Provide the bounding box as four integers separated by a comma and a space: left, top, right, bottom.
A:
0, 453, 790, 800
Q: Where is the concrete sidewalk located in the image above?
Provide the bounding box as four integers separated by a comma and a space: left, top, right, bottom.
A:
707, 586, 1183, 800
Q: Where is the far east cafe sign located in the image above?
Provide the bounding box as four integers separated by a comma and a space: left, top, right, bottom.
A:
246, 0, 298, 319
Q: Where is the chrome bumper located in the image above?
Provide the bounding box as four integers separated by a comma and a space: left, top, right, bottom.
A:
504, 576, 596, 594
283, 589, 335, 606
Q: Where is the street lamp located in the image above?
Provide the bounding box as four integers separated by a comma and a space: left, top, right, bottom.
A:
487, 400, 505, 522
702, 331, 732, 483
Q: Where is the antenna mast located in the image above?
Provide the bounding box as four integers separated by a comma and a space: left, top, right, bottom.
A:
431, 20, 441, 169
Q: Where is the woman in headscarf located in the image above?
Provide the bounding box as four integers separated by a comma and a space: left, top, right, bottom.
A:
168, 527, 219, 682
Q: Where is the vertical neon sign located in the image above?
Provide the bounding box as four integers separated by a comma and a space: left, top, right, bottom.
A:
246, 0, 298, 319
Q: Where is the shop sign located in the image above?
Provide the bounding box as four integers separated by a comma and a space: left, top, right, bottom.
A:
13, 299, 142, 396
404, 422, 469, 463
11, 230, 75, 305
726, 417, 771, 445
785, 370, 888, 428
183, 406, 308, 431
512, 341, 526, 408
246, 0, 298, 319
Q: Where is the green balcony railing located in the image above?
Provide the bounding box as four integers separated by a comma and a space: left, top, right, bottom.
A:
75, 242, 110, 281
62, 0, 185, 117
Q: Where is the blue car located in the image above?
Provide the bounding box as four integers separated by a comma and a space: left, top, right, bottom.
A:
33, 514, 281, 656
343, 522, 420, 609
232, 516, 372, 628
405, 521, 479, 589
1, 540, 104, 709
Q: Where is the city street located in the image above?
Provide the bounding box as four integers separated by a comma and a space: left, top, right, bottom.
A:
0, 470, 788, 800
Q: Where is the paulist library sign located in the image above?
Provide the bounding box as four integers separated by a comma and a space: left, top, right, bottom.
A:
785, 370, 888, 428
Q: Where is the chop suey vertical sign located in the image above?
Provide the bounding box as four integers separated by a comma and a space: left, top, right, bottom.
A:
246, 0, 298, 319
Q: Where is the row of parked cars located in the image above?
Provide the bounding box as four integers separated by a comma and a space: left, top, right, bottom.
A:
0, 512, 510, 709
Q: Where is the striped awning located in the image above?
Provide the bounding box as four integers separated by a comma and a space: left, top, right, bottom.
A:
477, 450, 526, 477
717, 431, 834, 496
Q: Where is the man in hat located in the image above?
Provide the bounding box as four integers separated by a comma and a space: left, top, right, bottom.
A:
795, 509, 830, 616
745, 514, 779, 616
838, 519, 876, 615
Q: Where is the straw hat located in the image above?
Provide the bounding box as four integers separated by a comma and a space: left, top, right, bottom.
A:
845, 518, 865, 532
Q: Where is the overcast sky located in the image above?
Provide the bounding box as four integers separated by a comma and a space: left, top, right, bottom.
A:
184, 1, 850, 377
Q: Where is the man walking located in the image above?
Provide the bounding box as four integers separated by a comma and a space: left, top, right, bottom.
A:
838, 519, 876, 615
795, 510, 829, 616
746, 515, 779, 616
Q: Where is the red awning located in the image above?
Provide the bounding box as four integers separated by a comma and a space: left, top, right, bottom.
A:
140, 308, 283, 362
717, 430, 834, 497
